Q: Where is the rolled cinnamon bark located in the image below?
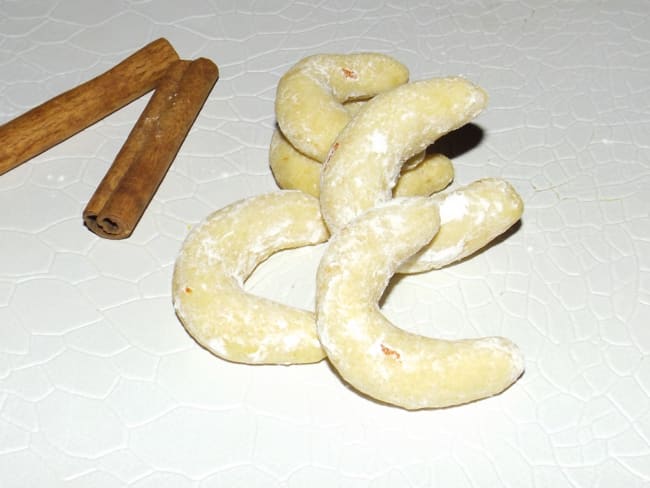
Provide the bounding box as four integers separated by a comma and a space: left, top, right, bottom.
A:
83, 57, 219, 239
0, 38, 179, 175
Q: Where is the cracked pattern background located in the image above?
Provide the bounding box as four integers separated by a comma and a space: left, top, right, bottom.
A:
1, 0, 649, 486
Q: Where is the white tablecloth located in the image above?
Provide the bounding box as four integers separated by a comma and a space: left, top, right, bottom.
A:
1, 1, 649, 486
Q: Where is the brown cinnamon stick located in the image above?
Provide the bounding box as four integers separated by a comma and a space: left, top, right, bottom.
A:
0, 38, 179, 175
83, 57, 219, 239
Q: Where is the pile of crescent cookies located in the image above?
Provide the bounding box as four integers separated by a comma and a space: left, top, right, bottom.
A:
172, 53, 525, 410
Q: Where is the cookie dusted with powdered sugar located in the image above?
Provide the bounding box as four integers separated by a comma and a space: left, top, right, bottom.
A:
275, 53, 409, 162
399, 178, 524, 273
315, 197, 524, 409
172, 191, 329, 364
269, 126, 454, 199
320, 76, 488, 234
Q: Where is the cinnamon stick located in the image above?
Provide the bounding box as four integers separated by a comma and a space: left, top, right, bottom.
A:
83, 57, 219, 239
0, 38, 179, 175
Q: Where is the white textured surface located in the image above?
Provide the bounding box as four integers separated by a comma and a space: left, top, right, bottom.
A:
1, 1, 649, 486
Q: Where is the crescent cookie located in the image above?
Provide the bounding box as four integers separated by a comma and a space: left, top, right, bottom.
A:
399, 178, 524, 273
316, 197, 524, 409
269, 127, 454, 198
320, 76, 488, 234
275, 53, 409, 162
172, 191, 329, 365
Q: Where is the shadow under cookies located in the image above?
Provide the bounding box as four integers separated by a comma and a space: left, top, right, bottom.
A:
428, 122, 485, 159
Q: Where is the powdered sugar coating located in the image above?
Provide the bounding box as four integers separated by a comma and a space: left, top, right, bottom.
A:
172, 191, 329, 364
439, 192, 469, 222
399, 178, 524, 273
275, 53, 409, 162
269, 126, 454, 199
316, 197, 524, 409
320, 76, 488, 234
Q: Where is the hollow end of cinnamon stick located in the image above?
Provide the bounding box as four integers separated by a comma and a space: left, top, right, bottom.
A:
83, 213, 124, 240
